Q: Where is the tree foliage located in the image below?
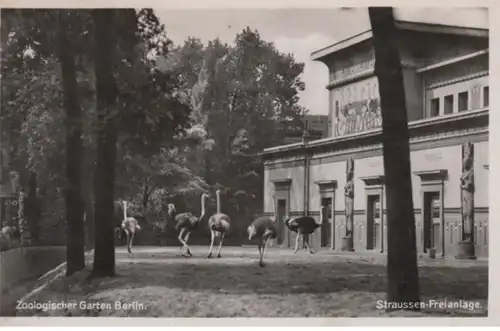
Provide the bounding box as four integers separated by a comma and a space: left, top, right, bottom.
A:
1, 10, 308, 249
162, 28, 308, 233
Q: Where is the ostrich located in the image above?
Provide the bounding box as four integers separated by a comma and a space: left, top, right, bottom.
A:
113, 201, 144, 246
247, 196, 278, 267
1, 224, 21, 250
284, 206, 325, 255
170, 193, 209, 257
207, 189, 231, 258
120, 201, 141, 253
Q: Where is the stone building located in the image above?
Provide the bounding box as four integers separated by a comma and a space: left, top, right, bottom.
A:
260, 20, 489, 258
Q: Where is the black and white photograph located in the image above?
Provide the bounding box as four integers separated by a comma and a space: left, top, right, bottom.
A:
0, 4, 492, 323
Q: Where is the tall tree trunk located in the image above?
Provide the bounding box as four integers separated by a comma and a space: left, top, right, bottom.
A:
83, 147, 95, 249
368, 7, 421, 310
92, 9, 119, 277
142, 177, 151, 211
58, 10, 85, 276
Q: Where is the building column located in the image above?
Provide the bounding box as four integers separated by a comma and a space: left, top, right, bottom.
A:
456, 141, 476, 260
341, 158, 355, 251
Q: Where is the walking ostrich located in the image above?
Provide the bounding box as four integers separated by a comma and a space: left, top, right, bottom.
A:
169, 193, 209, 256
207, 189, 231, 258
113, 201, 142, 245
247, 196, 278, 267
120, 201, 141, 253
284, 206, 325, 255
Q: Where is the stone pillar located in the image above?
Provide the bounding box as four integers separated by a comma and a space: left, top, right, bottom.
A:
341, 158, 355, 251
456, 141, 476, 260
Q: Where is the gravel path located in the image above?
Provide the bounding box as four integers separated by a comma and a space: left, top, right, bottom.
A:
11, 246, 488, 317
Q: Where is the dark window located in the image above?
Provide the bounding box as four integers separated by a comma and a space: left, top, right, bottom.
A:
430, 98, 440, 117
458, 91, 469, 111
484, 86, 489, 107
444, 95, 454, 114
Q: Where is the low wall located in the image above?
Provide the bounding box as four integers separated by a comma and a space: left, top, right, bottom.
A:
0, 246, 66, 292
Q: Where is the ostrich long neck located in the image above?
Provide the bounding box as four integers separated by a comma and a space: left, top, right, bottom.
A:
200, 195, 206, 219
170, 206, 176, 220
319, 207, 324, 225
123, 201, 127, 220
216, 191, 221, 214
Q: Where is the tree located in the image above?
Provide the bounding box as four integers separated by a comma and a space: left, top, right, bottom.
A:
1, 10, 91, 258
368, 7, 420, 310
164, 29, 308, 236
92, 9, 120, 277
58, 10, 85, 275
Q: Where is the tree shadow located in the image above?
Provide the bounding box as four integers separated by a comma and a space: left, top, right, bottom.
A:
90, 252, 488, 301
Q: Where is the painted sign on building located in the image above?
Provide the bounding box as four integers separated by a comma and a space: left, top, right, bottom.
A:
332, 77, 382, 136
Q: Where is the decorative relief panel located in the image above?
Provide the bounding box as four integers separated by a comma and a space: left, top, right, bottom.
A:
332, 77, 382, 136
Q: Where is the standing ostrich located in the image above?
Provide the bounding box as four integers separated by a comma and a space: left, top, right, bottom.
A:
170, 193, 209, 257
121, 201, 141, 253
207, 189, 231, 258
1, 224, 21, 250
247, 196, 278, 267
284, 206, 325, 255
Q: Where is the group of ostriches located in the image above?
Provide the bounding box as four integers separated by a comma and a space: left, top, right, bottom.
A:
115, 191, 325, 267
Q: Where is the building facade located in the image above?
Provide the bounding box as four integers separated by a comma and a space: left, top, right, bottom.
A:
261, 21, 489, 258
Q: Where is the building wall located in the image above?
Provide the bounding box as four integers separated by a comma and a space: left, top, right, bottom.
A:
264, 160, 305, 214
399, 31, 488, 68
424, 56, 489, 118
323, 33, 488, 138
309, 161, 346, 211
266, 27, 489, 257
264, 139, 489, 258
328, 41, 374, 83
403, 68, 424, 122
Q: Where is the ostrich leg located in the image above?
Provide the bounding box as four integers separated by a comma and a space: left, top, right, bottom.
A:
304, 240, 316, 254
183, 231, 192, 256
178, 228, 186, 254
260, 238, 269, 268
294, 231, 301, 255
258, 240, 263, 267
177, 228, 191, 256
216, 232, 225, 258
128, 230, 135, 253
125, 230, 131, 253
207, 230, 215, 258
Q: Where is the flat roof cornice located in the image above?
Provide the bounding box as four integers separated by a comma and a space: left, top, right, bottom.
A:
311, 29, 372, 62
311, 20, 489, 62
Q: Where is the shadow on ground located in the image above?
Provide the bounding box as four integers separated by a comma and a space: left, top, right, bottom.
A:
10, 246, 489, 318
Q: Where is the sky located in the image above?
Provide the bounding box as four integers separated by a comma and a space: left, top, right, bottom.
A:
156, 8, 488, 115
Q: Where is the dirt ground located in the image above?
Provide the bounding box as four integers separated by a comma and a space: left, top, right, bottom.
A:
10, 246, 488, 317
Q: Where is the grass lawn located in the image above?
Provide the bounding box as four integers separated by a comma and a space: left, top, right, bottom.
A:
11, 246, 488, 317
